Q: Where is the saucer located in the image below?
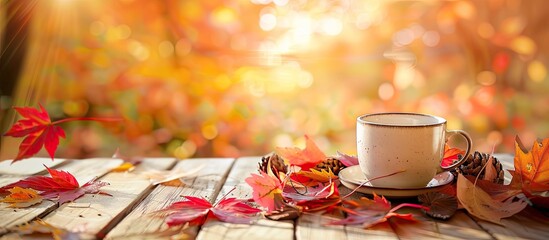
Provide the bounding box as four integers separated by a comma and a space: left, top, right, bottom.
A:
338, 165, 454, 198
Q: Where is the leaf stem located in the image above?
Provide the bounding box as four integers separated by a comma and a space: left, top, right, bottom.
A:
214, 187, 236, 207
342, 170, 406, 199
52, 117, 122, 125
390, 203, 430, 213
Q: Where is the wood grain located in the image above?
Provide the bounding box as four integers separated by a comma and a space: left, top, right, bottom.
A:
390, 209, 493, 239
0, 158, 123, 234
474, 206, 549, 239
104, 158, 234, 240
196, 157, 294, 240
40, 158, 176, 239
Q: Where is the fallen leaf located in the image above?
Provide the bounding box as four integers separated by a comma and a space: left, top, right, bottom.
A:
265, 205, 301, 220
111, 162, 136, 172
275, 135, 326, 170
3, 104, 121, 163
9, 219, 79, 240
441, 143, 465, 167
245, 172, 285, 212
418, 192, 457, 220
463, 175, 521, 201
483, 156, 499, 182
335, 151, 359, 167
0, 187, 43, 208
159, 196, 261, 226
456, 174, 527, 224
111, 148, 143, 172
142, 166, 203, 186
282, 181, 338, 202
329, 193, 425, 228
296, 168, 337, 183
513, 136, 549, 193
0, 165, 110, 204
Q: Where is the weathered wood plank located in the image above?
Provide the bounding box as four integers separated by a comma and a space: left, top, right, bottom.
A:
104, 158, 234, 240
390, 209, 493, 239
40, 158, 176, 239
0, 158, 66, 176
0, 158, 123, 234
473, 206, 549, 240
197, 157, 294, 240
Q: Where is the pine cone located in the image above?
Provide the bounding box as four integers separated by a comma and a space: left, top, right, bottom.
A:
455, 151, 505, 184
258, 153, 287, 174
312, 157, 345, 175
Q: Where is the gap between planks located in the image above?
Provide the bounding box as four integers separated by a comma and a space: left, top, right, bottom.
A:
40, 158, 177, 239
196, 156, 294, 240
0, 158, 124, 235
104, 158, 235, 239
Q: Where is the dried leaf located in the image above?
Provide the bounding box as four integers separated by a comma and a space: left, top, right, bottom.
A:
245, 172, 285, 212
282, 181, 338, 202
275, 135, 326, 170
329, 194, 425, 228
265, 205, 301, 220
111, 162, 136, 172
160, 179, 185, 187
418, 192, 457, 220
0, 166, 110, 204
513, 136, 549, 193
0, 187, 43, 208
159, 196, 261, 226
143, 166, 203, 185
10, 219, 79, 240
463, 175, 521, 201
456, 174, 527, 224
335, 151, 359, 167
483, 156, 499, 182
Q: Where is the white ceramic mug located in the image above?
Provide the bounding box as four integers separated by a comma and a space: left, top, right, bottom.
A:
356, 113, 472, 188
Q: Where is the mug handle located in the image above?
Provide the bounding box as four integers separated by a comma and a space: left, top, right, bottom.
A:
440, 130, 473, 171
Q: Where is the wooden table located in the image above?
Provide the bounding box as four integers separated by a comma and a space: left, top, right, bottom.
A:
1, 155, 548, 239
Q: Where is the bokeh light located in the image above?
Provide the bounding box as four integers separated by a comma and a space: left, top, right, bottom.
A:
2, 0, 549, 160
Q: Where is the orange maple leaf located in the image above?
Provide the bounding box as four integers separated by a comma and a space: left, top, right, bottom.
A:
275, 135, 326, 171
441, 143, 465, 167
296, 168, 338, 183
0, 187, 44, 208
513, 136, 549, 193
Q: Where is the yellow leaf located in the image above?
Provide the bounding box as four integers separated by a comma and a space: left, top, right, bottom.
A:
0, 187, 43, 208
111, 162, 136, 172
297, 168, 337, 183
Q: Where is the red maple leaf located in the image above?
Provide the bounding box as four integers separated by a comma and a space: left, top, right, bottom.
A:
335, 151, 359, 167
0, 165, 110, 204
329, 194, 427, 228
283, 181, 342, 212
275, 135, 326, 171
245, 172, 285, 213
441, 143, 465, 167
3, 104, 121, 163
160, 196, 262, 226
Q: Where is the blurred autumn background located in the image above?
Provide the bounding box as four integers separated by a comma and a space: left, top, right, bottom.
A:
1, 0, 548, 160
